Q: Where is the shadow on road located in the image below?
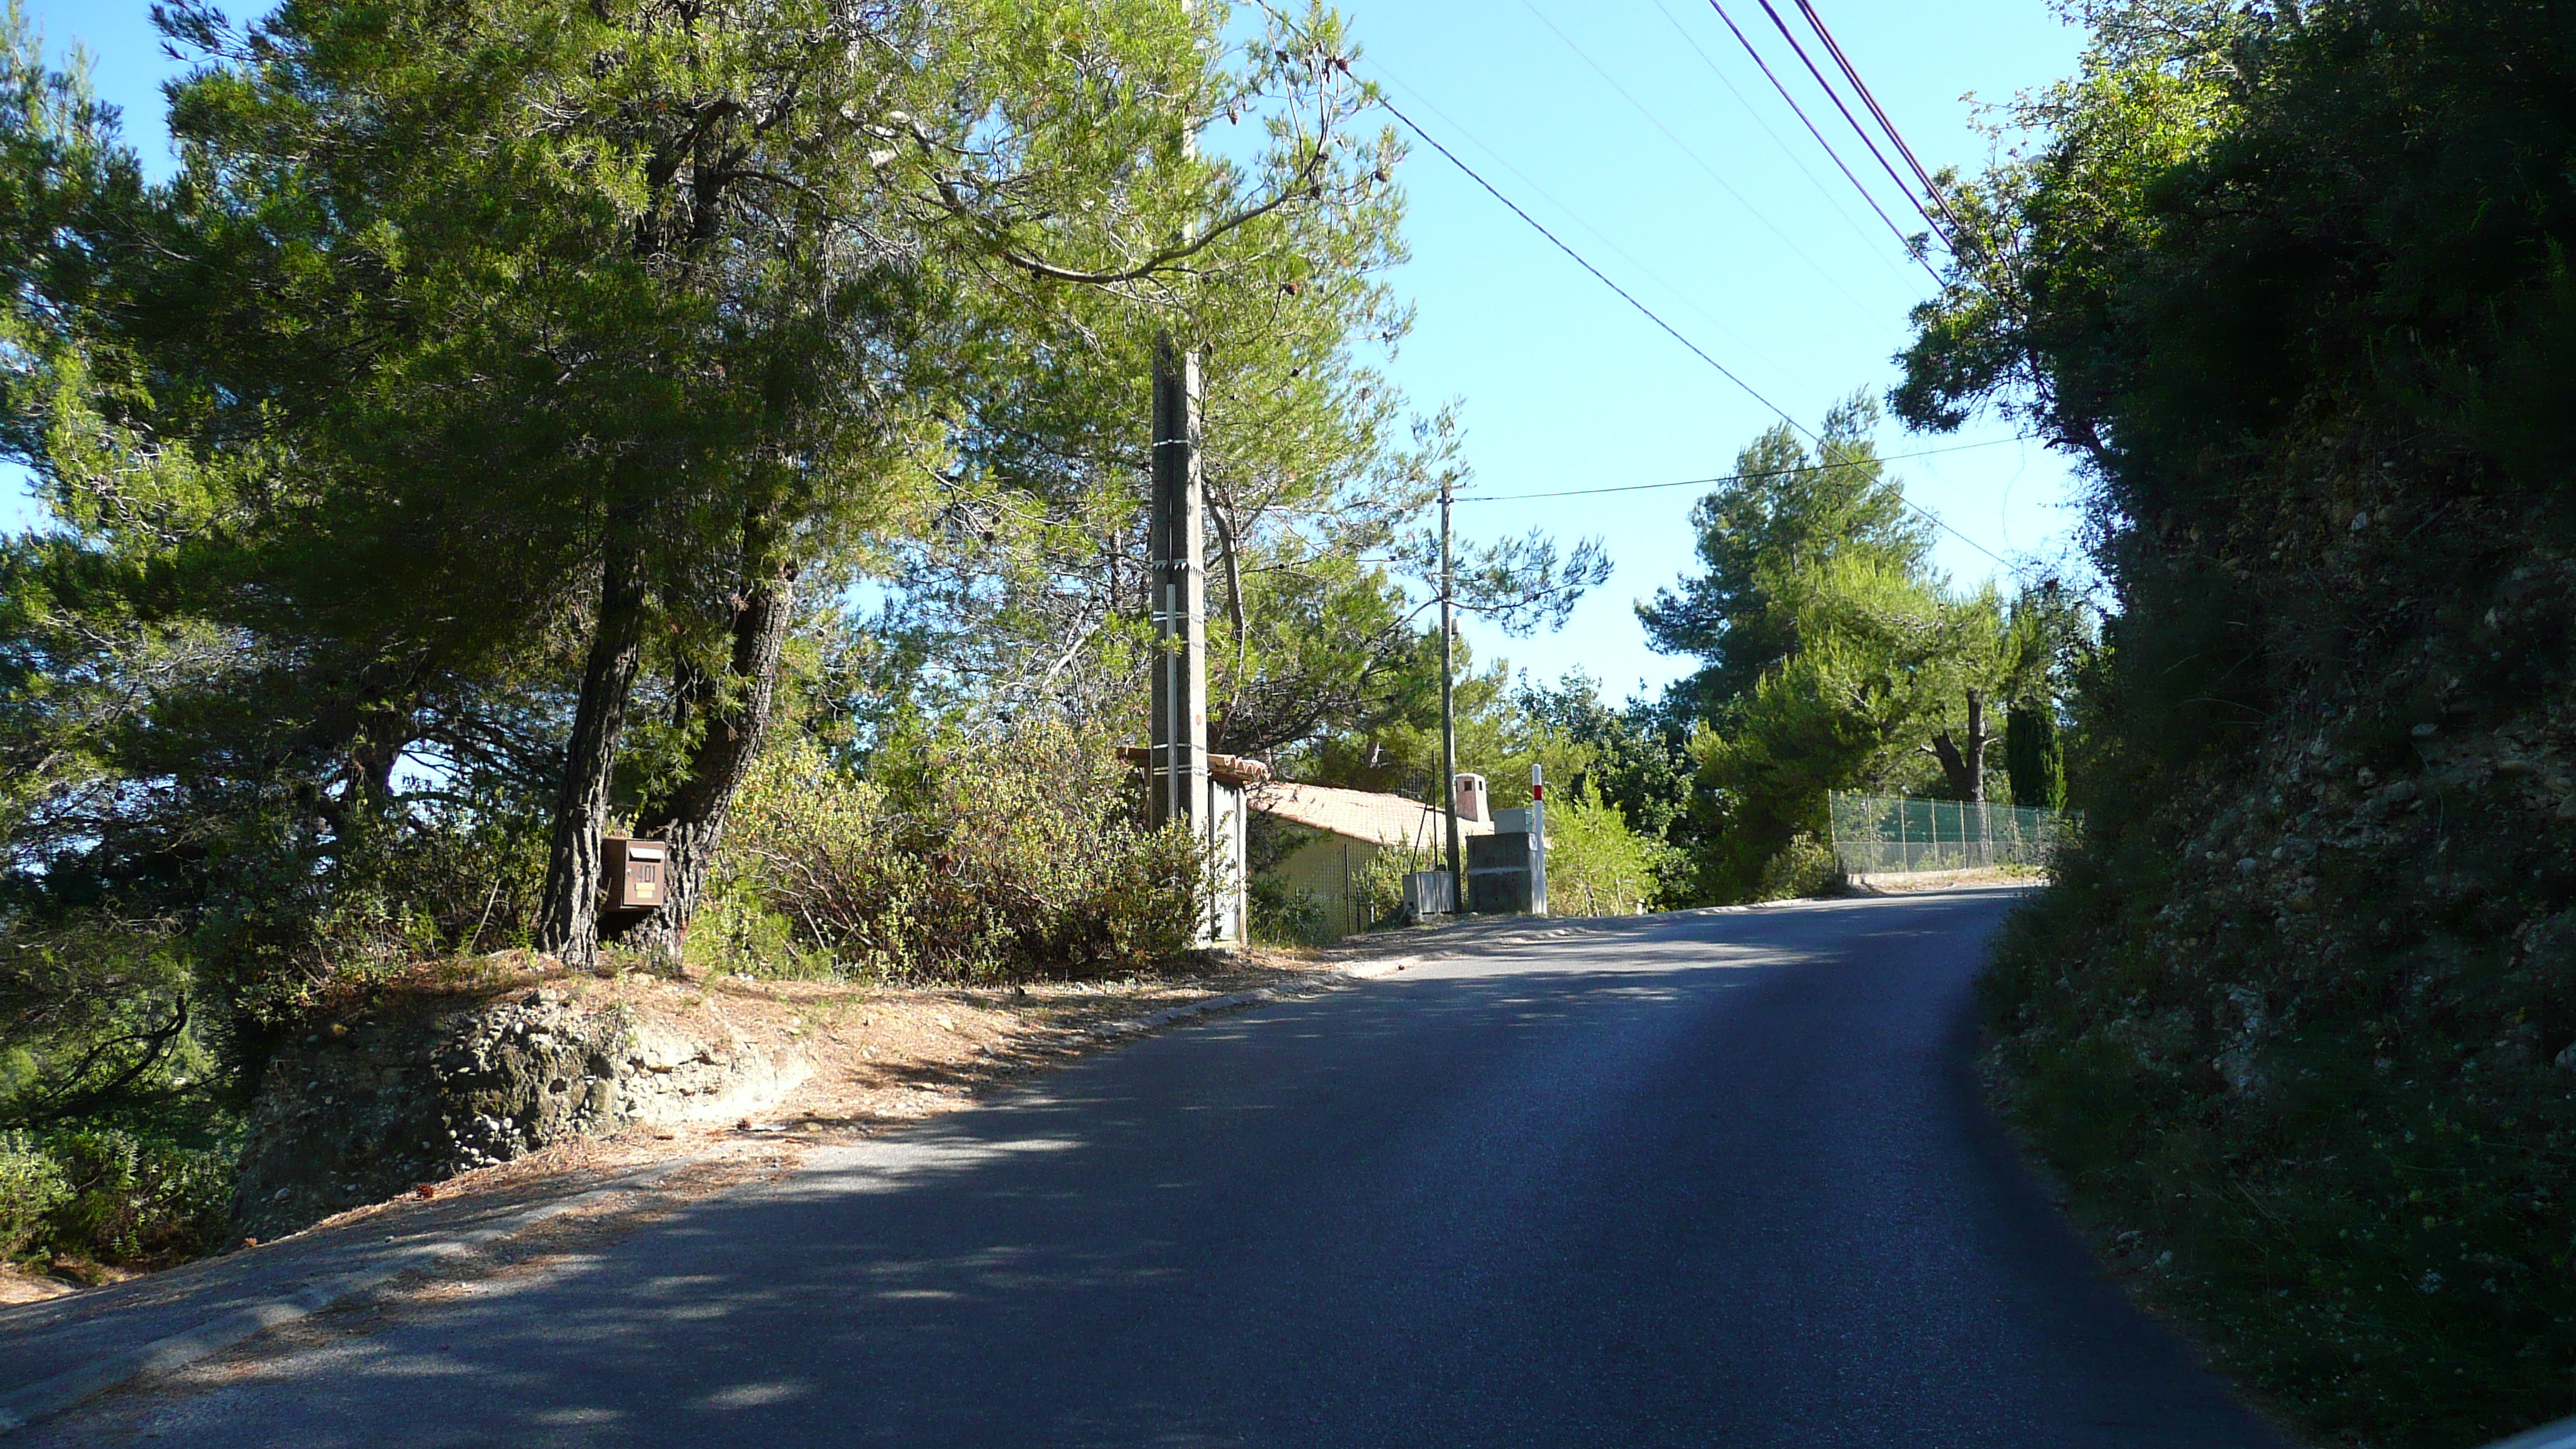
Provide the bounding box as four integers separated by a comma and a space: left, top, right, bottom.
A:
40, 891, 2286, 1449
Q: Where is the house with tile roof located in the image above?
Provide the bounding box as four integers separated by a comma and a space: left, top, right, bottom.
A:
1116, 748, 1502, 943
1249, 776, 1495, 939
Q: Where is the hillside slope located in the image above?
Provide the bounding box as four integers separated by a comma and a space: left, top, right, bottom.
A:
1894, 5, 2576, 1444
1989, 526, 2576, 1445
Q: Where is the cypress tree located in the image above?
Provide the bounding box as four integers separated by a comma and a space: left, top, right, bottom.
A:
2003, 704, 2064, 810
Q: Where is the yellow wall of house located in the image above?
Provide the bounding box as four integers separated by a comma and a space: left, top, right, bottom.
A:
1273, 833, 1380, 940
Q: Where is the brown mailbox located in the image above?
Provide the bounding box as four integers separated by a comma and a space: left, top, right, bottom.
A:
604, 838, 667, 911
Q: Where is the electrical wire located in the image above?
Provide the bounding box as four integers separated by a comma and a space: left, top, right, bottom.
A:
1793, 0, 1967, 239
1703, 0, 1939, 278
1375, 91, 1807, 435
1376, 92, 2022, 573
1513, 0, 1870, 313
1643, 0, 1908, 279
1752, 0, 1950, 245
1454, 438, 2021, 502
1368, 62, 1790, 379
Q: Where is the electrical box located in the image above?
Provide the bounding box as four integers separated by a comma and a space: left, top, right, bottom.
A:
604, 838, 667, 912
1403, 869, 1457, 919
1466, 830, 1536, 914
1466, 866, 1533, 914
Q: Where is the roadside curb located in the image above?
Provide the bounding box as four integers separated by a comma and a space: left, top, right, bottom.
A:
0, 1152, 714, 1435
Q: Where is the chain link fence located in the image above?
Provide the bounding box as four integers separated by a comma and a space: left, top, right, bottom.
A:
1826, 793, 2081, 878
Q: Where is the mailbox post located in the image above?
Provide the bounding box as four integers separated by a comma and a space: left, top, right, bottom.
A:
602, 838, 668, 912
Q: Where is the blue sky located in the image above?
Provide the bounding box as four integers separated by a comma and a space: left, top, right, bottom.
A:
1347, 0, 2091, 704
19, 0, 2092, 707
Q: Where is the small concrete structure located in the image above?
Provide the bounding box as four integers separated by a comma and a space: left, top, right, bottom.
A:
1466, 827, 1540, 914
1453, 772, 1490, 826
1122, 748, 1268, 947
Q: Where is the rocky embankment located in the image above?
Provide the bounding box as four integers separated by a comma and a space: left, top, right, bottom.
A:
232, 985, 808, 1241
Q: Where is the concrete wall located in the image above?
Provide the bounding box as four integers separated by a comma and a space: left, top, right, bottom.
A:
1206, 778, 1249, 946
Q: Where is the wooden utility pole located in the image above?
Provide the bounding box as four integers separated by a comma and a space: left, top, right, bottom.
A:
1439, 471, 1462, 914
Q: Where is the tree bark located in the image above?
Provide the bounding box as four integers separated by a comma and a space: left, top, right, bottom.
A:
613, 558, 798, 970
1926, 687, 1992, 803
538, 539, 651, 969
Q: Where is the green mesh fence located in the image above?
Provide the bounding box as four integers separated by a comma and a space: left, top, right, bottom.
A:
1826, 793, 2081, 876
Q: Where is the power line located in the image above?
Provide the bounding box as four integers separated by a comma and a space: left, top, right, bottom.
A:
1469, 440, 2030, 575
1643, 0, 1909, 279
1825, 445, 2018, 570
1375, 91, 1807, 434
1751, 0, 1950, 245
1793, 0, 1967, 241
1703, 0, 1938, 279
1512, 0, 1869, 313
1368, 63, 1791, 379
1454, 438, 2021, 502
1375, 91, 2023, 573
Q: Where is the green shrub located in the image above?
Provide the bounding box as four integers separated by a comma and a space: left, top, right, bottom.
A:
0, 1127, 229, 1268
1348, 840, 1434, 931
1546, 784, 1680, 916
0, 1131, 68, 1260
708, 722, 1210, 980
1752, 831, 1838, 902
39, 1128, 231, 1266
0, 918, 213, 1126
1248, 878, 1331, 946
206, 807, 552, 1023
688, 890, 838, 981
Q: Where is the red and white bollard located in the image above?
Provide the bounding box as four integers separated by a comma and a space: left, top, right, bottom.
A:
1530, 762, 1550, 916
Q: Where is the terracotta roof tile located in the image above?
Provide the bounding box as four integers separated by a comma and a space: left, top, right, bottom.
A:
1249, 782, 1495, 850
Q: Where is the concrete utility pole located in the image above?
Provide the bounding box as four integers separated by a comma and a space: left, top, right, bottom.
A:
1149, 337, 1209, 848
1149, 0, 1224, 944
1439, 471, 1462, 915
1149, 0, 1211, 920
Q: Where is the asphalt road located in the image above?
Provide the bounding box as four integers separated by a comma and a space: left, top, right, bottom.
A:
30, 890, 2289, 1447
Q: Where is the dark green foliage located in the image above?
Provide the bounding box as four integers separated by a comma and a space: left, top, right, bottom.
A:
2004, 706, 2064, 810
0, 916, 239, 1272
1910, 2, 2576, 1440
1512, 672, 1694, 842
1245, 874, 1331, 947
1985, 769, 2576, 1444
23, 1127, 231, 1267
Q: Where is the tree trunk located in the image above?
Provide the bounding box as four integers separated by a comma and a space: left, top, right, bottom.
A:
1927, 688, 1992, 803
613, 559, 798, 970
538, 540, 651, 970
